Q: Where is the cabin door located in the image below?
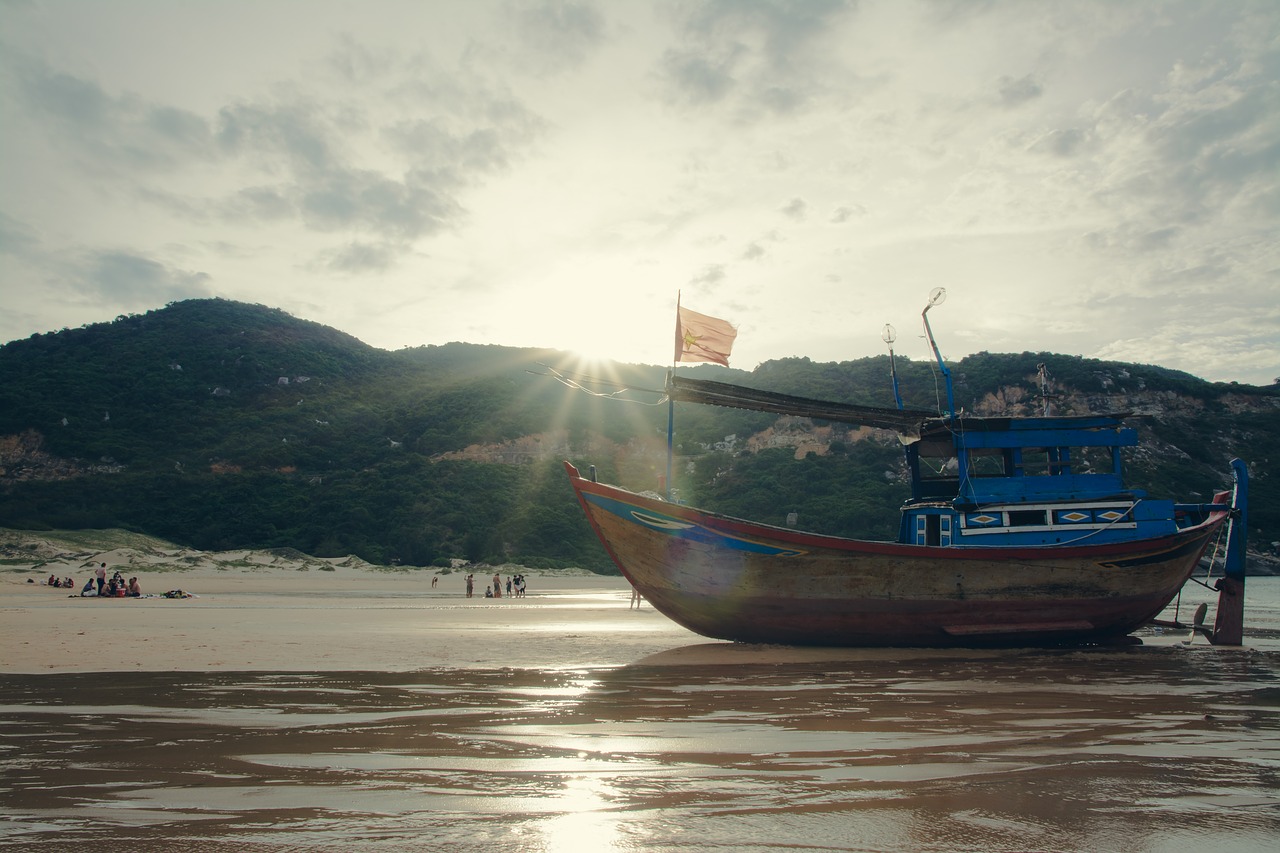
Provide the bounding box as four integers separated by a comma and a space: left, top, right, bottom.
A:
917, 514, 952, 546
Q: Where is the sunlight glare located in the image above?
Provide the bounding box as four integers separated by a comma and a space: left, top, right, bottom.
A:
536, 773, 628, 852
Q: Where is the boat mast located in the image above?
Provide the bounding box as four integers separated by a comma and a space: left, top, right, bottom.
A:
883, 324, 904, 410
665, 367, 675, 500
1037, 362, 1056, 416
921, 287, 956, 419
920, 288, 971, 504
665, 291, 683, 500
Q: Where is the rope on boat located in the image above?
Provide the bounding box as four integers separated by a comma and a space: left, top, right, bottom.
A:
530, 365, 669, 406
1170, 519, 1231, 624
926, 354, 947, 417
1182, 517, 1223, 591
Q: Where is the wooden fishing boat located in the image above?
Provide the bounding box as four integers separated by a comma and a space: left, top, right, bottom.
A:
566, 291, 1249, 647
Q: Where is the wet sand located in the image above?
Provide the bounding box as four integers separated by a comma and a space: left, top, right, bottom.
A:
3, 563, 1279, 851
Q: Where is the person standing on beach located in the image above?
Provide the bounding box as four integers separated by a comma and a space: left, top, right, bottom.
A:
94, 563, 106, 596
492, 572, 501, 598
465, 574, 474, 598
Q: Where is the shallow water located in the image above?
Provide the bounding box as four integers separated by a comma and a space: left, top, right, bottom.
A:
2, 581, 1279, 852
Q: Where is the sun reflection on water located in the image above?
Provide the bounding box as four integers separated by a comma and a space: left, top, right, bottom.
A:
535, 772, 628, 852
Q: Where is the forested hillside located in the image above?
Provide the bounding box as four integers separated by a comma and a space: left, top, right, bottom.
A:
1, 299, 1276, 571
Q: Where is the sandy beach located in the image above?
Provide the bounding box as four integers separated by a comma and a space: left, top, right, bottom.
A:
1, 527, 702, 673
4, 529, 1279, 852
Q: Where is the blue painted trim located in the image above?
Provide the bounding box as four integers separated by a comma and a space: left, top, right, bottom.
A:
582, 492, 807, 557
1224, 458, 1248, 581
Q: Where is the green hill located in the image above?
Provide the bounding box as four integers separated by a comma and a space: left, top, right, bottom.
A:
1, 298, 1275, 571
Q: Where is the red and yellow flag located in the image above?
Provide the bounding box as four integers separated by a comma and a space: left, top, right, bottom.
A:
674, 302, 737, 366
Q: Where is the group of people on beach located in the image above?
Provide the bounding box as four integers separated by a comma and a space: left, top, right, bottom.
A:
82, 563, 141, 598
464, 572, 527, 598
30, 564, 194, 599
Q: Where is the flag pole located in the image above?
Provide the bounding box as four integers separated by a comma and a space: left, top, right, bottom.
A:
666, 292, 679, 501
666, 381, 675, 501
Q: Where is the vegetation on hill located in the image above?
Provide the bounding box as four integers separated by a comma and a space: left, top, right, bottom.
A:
1, 298, 1275, 571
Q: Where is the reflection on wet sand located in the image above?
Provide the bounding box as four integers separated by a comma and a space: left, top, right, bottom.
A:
2, 645, 1278, 852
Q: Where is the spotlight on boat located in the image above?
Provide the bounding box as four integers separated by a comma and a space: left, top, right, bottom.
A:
926, 286, 947, 310
882, 324, 896, 345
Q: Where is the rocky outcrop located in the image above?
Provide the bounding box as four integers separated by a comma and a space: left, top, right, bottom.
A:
0, 431, 95, 481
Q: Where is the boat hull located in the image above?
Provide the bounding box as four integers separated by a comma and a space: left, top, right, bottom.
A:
566, 463, 1226, 647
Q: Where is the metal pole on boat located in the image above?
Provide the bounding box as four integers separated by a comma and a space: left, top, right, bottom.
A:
1210, 458, 1248, 645
665, 368, 675, 501
667, 292, 680, 502
883, 324, 904, 410
921, 287, 956, 418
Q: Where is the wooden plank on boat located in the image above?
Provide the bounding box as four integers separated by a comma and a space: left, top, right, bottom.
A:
943, 620, 1095, 636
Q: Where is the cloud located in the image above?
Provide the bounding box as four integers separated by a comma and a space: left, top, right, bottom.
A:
74, 250, 213, 306
1083, 225, 1181, 256
215, 100, 338, 173
689, 263, 726, 291
1147, 85, 1280, 221
325, 34, 398, 85
658, 44, 741, 105
7, 41, 546, 252
313, 241, 404, 275
10, 57, 216, 172
0, 209, 211, 313
998, 74, 1042, 107
207, 60, 544, 247
1073, 60, 1280, 313
830, 204, 865, 223
506, 0, 608, 75
388, 113, 544, 184
780, 197, 807, 220
657, 0, 853, 115
224, 186, 295, 223
298, 169, 464, 239
0, 213, 40, 259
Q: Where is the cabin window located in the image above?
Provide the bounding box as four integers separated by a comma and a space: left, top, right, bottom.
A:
1018, 448, 1052, 476
968, 449, 1008, 477
917, 437, 958, 481
1072, 445, 1115, 475
918, 455, 958, 480
1008, 509, 1048, 526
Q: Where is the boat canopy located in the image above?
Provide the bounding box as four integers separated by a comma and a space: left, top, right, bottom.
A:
667, 375, 934, 440
911, 412, 1140, 506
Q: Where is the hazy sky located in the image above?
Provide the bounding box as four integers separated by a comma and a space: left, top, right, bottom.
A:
1, 1, 1277, 384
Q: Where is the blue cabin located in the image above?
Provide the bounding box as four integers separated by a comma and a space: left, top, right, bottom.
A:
898, 413, 1182, 547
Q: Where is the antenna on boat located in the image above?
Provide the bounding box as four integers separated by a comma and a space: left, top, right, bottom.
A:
921, 287, 956, 418
882, 324, 904, 410
1037, 363, 1057, 416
